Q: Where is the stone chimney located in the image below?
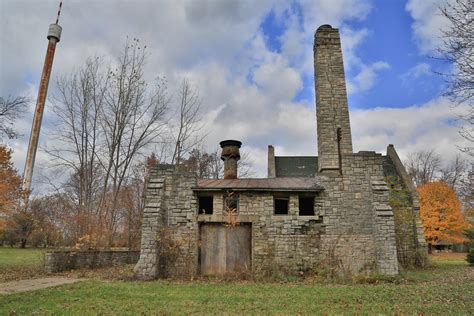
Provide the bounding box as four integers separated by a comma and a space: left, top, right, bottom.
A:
267, 145, 276, 178
220, 140, 242, 179
314, 24, 353, 173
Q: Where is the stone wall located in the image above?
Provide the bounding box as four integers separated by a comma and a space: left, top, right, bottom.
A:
198, 192, 325, 275
314, 25, 353, 172
317, 152, 399, 275
134, 165, 198, 279
135, 152, 400, 278
386, 145, 426, 249
44, 250, 139, 273
384, 145, 427, 266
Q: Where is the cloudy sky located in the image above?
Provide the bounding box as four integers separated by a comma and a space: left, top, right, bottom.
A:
0, 0, 470, 189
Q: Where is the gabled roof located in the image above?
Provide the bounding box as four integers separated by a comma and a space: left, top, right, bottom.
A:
193, 177, 324, 192
275, 156, 318, 177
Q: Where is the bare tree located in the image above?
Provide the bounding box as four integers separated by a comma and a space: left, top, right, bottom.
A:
98, 38, 169, 243
180, 147, 254, 179
46, 57, 106, 238
208, 148, 254, 179
405, 149, 442, 186
46, 39, 169, 246
170, 78, 204, 165
440, 154, 468, 188
405, 149, 473, 211
438, 0, 473, 155
208, 149, 223, 179
180, 148, 214, 178
236, 150, 254, 178
0, 96, 29, 139
440, 154, 473, 210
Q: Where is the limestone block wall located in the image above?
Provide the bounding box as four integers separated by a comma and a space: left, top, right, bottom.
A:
133, 166, 168, 279
45, 250, 139, 273
135, 154, 400, 278
317, 152, 399, 275
134, 165, 198, 279
314, 26, 353, 171
160, 168, 198, 278
386, 145, 427, 250
198, 191, 325, 275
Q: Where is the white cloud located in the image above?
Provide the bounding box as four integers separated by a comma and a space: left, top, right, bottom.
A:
339, 28, 393, 95
401, 62, 432, 81
348, 61, 390, 93
405, 0, 451, 54
350, 97, 470, 162
253, 56, 302, 101
340, 27, 370, 70
2, 0, 465, 188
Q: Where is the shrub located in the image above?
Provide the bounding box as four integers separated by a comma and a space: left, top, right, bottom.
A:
465, 228, 474, 266
467, 249, 474, 266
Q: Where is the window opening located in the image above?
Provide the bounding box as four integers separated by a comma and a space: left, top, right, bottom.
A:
198, 196, 213, 214
299, 196, 315, 216
274, 197, 289, 215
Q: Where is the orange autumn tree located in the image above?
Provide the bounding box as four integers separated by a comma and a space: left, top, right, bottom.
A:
0, 145, 24, 214
0, 145, 25, 242
417, 181, 471, 248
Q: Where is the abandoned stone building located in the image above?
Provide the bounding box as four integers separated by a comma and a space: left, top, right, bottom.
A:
134, 25, 426, 279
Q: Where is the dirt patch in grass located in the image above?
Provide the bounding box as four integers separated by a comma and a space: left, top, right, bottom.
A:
0, 266, 48, 283
0, 277, 82, 294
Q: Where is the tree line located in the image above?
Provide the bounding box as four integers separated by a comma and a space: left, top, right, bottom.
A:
0, 38, 252, 249
404, 149, 472, 252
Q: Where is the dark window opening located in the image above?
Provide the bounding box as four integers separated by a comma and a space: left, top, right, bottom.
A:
224, 194, 239, 214
274, 197, 289, 215
198, 196, 213, 214
299, 197, 315, 216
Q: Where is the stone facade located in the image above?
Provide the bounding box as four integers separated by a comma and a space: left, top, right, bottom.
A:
314, 25, 353, 172
45, 250, 139, 273
134, 166, 198, 279
134, 25, 425, 279
134, 154, 404, 278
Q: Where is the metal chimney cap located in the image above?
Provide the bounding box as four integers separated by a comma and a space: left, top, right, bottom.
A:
219, 140, 242, 148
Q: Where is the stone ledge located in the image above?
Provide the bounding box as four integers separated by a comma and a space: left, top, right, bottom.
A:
375, 204, 393, 216
45, 250, 139, 273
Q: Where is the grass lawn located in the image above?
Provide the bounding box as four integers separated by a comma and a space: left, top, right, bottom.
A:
0, 251, 473, 315
0, 248, 46, 282
0, 248, 44, 268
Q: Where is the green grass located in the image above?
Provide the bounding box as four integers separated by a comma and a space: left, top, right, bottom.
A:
0, 248, 44, 268
0, 253, 473, 315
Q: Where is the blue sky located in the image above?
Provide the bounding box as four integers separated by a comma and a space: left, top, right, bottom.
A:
344, 0, 447, 109
257, 0, 448, 109
0, 0, 470, 187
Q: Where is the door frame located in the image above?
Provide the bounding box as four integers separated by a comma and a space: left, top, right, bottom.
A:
198, 222, 252, 275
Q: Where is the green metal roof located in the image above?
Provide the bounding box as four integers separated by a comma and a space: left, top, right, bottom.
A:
275, 156, 318, 177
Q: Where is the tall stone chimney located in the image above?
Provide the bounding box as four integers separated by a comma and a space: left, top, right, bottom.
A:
267, 145, 276, 178
314, 25, 353, 173
220, 140, 242, 179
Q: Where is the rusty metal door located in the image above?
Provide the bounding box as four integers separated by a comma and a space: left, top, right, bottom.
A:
200, 223, 251, 275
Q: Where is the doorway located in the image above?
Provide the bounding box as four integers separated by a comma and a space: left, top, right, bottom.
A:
199, 223, 251, 275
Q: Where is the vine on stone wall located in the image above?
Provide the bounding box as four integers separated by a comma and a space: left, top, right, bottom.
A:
386, 176, 427, 268
224, 190, 238, 227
